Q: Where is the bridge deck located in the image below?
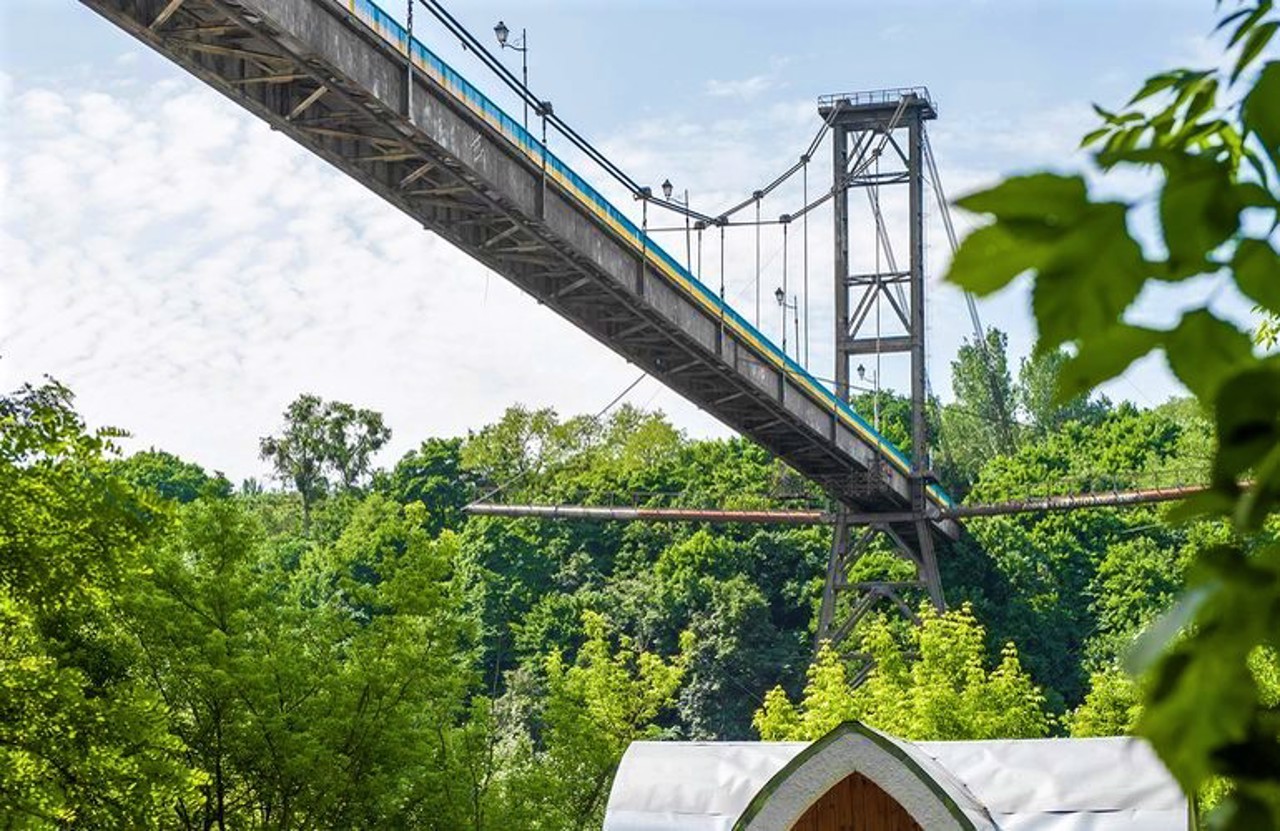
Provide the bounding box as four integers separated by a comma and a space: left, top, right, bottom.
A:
80, 0, 955, 518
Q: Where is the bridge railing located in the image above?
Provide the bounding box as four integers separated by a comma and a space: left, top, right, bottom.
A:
817, 87, 936, 113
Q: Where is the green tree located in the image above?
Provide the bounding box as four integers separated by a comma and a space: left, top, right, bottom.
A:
127, 494, 474, 829
508, 611, 689, 831
320, 400, 391, 492
676, 576, 798, 740
461, 406, 597, 501
259, 394, 392, 530
259, 394, 330, 528
114, 449, 232, 503
754, 605, 1050, 741
376, 437, 471, 534
946, 2, 1280, 822
1068, 669, 1142, 737
951, 404, 1191, 704
0, 381, 198, 828
1017, 347, 1110, 436
937, 328, 1016, 491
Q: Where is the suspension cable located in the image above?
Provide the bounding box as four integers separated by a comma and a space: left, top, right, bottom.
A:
696, 224, 704, 278
719, 224, 727, 339
802, 157, 809, 366
922, 129, 1015, 450
754, 194, 762, 326
781, 218, 790, 356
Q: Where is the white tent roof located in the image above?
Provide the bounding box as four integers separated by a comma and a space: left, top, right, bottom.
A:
604, 724, 1189, 831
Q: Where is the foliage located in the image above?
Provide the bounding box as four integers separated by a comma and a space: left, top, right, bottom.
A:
259, 394, 391, 529
510, 611, 690, 831
113, 449, 232, 503
754, 605, 1051, 741
942, 328, 1017, 486
946, 1, 1280, 823
2, 363, 1257, 827
127, 494, 474, 829
374, 437, 472, 534
1017, 347, 1111, 437
1260, 310, 1280, 348
1068, 669, 1143, 737
0, 381, 198, 828
936, 327, 1110, 494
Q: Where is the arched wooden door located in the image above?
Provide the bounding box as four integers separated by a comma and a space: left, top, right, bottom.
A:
790, 772, 922, 831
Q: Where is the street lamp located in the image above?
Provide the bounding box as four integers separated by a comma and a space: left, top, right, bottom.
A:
774, 287, 799, 362
661, 178, 693, 273
494, 20, 529, 131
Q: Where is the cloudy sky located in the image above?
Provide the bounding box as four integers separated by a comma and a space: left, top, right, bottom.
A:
0, 0, 1250, 483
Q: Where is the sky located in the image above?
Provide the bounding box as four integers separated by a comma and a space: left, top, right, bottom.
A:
0, 0, 1256, 483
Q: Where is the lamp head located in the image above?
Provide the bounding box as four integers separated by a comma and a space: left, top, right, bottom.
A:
661, 179, 673, 200
857, 364, 866, 380
774, 287, 785, 305
494, 20, 509, 46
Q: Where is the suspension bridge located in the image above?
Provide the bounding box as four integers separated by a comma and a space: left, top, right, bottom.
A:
80, 0, 1199, 646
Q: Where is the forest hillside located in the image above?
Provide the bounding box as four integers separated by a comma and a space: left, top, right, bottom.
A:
8, 331, 1272, 830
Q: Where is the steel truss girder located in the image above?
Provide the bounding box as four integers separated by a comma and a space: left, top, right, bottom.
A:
814, 506, 945, 658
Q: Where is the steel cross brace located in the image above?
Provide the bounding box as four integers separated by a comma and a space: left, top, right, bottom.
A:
814, 492, 946, 657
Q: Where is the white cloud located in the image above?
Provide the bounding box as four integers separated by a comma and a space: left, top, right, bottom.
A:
705, 74, 775, 101
0, 73, 729, 483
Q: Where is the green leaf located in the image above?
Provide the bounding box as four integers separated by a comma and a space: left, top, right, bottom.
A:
1165, 310, 1256, 403
1227, 1, 1273, 47
945, 223, 1047, 296
1183, 78, 1220, 126
1136, 629, 1254, 788
1137, 633, 1257, 789
1127, 72, 1182, 105
1080, 127, 1111, 148
1233, 21, 1279, 83
1160, 155, 1240, 276
1207, 793, 1278, 831
1235, 441, 1280, 528
1095, 147, 1182, 169
1055, 325, 1162, 402
1214, 364, 1280, 482
1031, 202, 1149, 348
1216, 5, 1256, 37
1165, 487, 1239, 523
956, 173, 1089, 225
1243, 61, 1280, 172
1234, 238, 1280, 313
1126, 585, 1212, 674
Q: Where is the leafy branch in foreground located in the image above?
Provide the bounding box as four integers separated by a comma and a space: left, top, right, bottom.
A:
947, 2, 1280, 826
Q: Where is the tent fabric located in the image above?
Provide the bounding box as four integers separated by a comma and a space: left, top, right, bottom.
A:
915, 737, 1189, 831
605, 741, 806, 831
603, 724, 1189, 831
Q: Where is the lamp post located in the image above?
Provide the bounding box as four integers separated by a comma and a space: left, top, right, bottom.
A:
774, 287, 799, 362
493, 20, 528, 131
661, 178, 693, 273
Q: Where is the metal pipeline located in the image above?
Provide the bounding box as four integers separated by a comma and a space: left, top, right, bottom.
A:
464, 483, 1214, 526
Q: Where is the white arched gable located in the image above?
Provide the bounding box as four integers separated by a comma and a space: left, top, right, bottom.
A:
735, 722, 997, 831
